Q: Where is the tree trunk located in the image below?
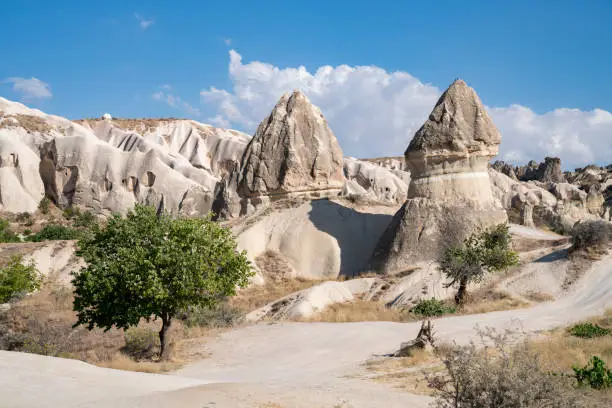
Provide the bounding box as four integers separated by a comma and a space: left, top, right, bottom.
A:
159, 314, 172, 361
455, 278, 468, 305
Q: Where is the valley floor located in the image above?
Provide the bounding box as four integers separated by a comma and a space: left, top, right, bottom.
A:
2, 251, 611, 407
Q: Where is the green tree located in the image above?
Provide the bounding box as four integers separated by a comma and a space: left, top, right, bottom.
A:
71, 205, 252, 360
0, 255, 41, 303
439, 224, 519, 305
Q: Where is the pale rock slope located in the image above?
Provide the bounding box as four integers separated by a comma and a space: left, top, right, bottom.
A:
0, 97, 249, 215
371, 79, 507, 273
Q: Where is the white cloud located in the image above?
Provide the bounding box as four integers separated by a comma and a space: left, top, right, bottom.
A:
200, 50, 612, 170
3, 77, 52, 100
152, 90, 200, 117
224, 38, 232, 46
135, 13, 154, 30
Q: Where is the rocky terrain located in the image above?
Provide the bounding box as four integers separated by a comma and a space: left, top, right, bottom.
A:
1, 79, 611, 407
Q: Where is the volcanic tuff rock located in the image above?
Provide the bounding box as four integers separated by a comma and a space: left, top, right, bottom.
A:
237, 90, 344, 197
215, 91, 345, 218
343, 157, 408, 204
371, 79, 508, 273
516, 157, 566, 183
0, 97, 249, 215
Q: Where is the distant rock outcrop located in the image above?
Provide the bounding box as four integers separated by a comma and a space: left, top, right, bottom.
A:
370, 79, 507, 273
343, 157, 408, 204
518, 157, 566, 183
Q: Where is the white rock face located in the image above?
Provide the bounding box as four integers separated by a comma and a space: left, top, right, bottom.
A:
489, 169, 601, 231
343, 157, 408, 203
0, 97, 249, 215
233, 199, 396, 280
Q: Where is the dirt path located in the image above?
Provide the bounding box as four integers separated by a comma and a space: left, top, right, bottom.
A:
2, 252, 611, 407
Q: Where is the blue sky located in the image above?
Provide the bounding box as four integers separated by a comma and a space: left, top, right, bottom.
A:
1, 0, 611, 167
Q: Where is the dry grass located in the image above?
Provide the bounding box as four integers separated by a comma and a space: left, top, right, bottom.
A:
301, 300, 408, 323
0, 286, 224, 373
524, 291, 556, 302
362, 350, 442, 396
74, 118, 178, 133
0, 114, 52, 133
230, 278, 325, 313
459, 289, 528, 315
529, 309, 612, 373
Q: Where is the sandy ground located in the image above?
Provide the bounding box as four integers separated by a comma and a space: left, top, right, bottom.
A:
2, 248, 610, 407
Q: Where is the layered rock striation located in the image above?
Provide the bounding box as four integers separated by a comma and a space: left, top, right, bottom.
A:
370, 80, 507, 273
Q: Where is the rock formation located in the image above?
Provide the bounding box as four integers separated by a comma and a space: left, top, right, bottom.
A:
370, 79, 508, 273
215, 90, 345, 218
343, 157, 408, 204
0, 97, 249, 216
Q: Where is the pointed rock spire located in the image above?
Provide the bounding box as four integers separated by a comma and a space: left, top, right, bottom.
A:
237, 90, 344, 197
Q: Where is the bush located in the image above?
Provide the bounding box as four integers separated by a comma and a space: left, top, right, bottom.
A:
439, 223, 519, 305
180, 302, 243, 328
569, 322, 611, 338
571, 220, 611, 251
410, 298, 456, 317
123, 327, 160, 359
15, 212, 31, 223
26, 224, 84, 242
38, 197, 51, 214
0, 256, 41, 303
0, 219, 20, 243
428, 329, 597, 407
72, 210, 96, 228
573, 356, 612, 389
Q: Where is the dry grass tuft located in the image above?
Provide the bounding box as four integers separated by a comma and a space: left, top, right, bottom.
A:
230, 278, 325, 313
301, 300, 408, 323
0, 114, 52, 133
529, 309, 612, 373
524, 291, 555, 302
459, 289, 528, 315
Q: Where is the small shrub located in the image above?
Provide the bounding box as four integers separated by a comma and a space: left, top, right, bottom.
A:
180, 302, 243, 328
26, 224, 83, 242
0, 256, 41, 303
38, 197, 51, 214
72, 210, 96, 228
15, 212, 31, 223
410, 298, 456, 317
23, 229, 32, 236
571, 220, 611, 251
123, 327, 160, 359
62, 207, 78, 220
573, 356, 612, 389
569, 322, 611, 338
428, 329, 595, 408
0, 219, 19, 243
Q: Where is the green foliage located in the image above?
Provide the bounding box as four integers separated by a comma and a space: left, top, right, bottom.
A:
0, 219, 20, 243
26, 224, 84, 242
573, 356, 612, 389
439, 224, 519, 304
72, 210, 96, 228
0, 256, 41, 303
123, 327, 160, 359
410, 298, 456, 317
569, 322, 611, 338
180, 302, 244, 328
72, 205, 253, 358
38, 197, 50, 214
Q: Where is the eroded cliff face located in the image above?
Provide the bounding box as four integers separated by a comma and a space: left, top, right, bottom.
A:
371, 80, 508, 273
0, 97, 249, 216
